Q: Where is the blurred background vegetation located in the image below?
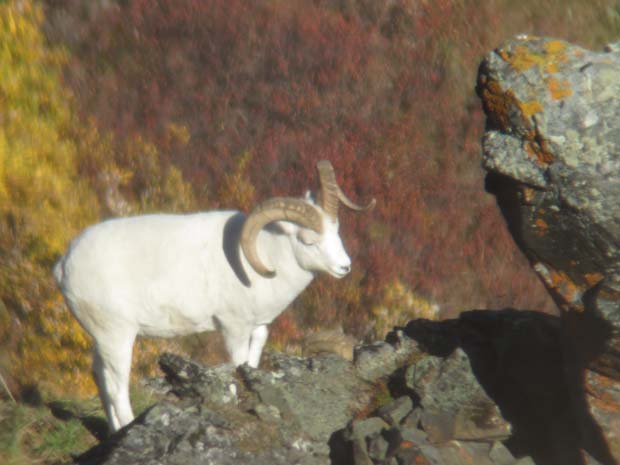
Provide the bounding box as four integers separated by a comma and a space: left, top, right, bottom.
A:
0, 0, 618, 461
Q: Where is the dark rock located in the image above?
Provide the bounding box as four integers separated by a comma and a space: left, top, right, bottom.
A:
158, 353, 238, 406
399, 426, 427, 445
419, 408, 455, 443
406, 347, 512, 442
489, 441, 517, 465
354, 330, 420, 382
403, 310, 584, 465
399, 406, 423, 430
77, 353, 366, 465
478, 35, 620, 463
77, 309, 597, 465
437, 441, 495, 465
350, 417, 390, 439
77, 399, 322, 465
366, 432, 389, 461
239, 352, 365, 444
347, 417, 390, 465
514, 458, 538, 465
375, 396, 413, 426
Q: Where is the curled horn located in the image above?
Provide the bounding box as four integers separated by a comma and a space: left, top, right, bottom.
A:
240, 197, 323, 278
316, 160, 376, 220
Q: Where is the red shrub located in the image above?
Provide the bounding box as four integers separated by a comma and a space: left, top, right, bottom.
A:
47, 0, 569, 344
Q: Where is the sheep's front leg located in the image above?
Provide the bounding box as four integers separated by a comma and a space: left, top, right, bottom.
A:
222, 324, 252, 366
248, 325, 268, 368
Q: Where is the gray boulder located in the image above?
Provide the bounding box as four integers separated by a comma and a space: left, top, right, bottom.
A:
478, 36, 620, 464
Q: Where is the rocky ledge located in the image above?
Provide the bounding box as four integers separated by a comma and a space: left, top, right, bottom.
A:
76, 309, 594, 465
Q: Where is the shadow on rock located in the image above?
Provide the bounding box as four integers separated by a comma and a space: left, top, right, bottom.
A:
401, 308, 614, 465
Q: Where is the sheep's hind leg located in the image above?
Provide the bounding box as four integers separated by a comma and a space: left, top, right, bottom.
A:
248, 325, 268, 368
93, 335, 136, 432
93, 348, 121, 431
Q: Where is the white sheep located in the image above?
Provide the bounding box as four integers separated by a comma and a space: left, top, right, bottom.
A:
54, 160, 374, 432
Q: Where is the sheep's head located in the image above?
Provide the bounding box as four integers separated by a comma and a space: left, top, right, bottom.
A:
240, 160, 375, 279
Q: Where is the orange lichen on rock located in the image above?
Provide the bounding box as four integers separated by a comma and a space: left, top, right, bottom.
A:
500, 45, 547, 72
543, 40, 567, 57
525, 140, 554, 165
533, 262, 585, 311
480, 73, 556, 166
500, 39, 568, 74
545, 62, 559, 73
520, 186, 537, 204
534, 218, 549, 234
478, 77, 518, 131
547, 77, 573, 100
520, 100, 543, 117
584, 272, 604, 287
585, 370, 620, 413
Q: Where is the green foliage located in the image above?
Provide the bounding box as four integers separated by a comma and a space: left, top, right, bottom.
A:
0, 385, 161, 465
0, 399, 96, 465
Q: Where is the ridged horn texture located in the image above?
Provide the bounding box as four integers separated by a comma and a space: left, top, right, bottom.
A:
240, 197, 323, 278
317, 160, 340, 219
317, 160, 376, 220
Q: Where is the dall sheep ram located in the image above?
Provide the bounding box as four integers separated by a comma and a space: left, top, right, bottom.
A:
54, 160, 374, 432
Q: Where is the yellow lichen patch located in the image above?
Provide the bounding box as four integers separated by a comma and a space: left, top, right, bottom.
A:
500, 39, 568, 74
542, 40, 568, 68
520, 100, 543, 117
547, 77, 573, 100
500, 45, 546, 72
544, 40, 567, 55
546, 62, 559, 74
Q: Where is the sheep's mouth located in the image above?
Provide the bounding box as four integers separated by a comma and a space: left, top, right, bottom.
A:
327, 266, 351, 279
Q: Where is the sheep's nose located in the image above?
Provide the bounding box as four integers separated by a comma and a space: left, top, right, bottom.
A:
340, 264, 351, 274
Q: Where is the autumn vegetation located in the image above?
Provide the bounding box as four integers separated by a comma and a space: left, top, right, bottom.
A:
1, 3, 619, 455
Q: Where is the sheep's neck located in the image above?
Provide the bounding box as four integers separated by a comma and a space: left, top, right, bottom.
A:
251, 231, 314, 324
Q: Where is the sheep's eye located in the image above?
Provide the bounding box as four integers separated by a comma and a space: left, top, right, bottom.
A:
298, 229, 320, 246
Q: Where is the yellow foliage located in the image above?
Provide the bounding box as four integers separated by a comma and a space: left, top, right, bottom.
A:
121, 134, 196, 213
369, 279, 440, 340
0, 0, 100, 397
217, 151, 256, 210
0, 6, 197, 398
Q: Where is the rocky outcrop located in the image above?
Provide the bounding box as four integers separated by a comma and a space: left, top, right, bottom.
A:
478, 36, 620, 464
75, 309, 592, 465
